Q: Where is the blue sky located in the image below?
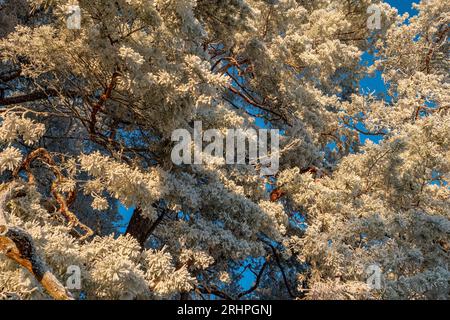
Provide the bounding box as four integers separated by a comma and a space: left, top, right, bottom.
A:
358, 0, 418, 144
386, 0, 418, 15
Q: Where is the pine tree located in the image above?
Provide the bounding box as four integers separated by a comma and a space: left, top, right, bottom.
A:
0, 0, 448, 300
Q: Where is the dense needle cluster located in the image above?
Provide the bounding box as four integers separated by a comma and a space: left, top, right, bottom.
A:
0, 0, 448, 300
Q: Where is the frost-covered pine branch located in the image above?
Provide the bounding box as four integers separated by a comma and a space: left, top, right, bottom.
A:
0, 0, 448, 300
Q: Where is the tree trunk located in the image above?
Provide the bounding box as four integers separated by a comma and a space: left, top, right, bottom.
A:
125, 204, 170, 248
125, 207, 153, 247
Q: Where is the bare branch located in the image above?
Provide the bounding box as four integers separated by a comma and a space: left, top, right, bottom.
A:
237, 259, 270, 299
0, 89, 58, 107
14, 148, 93, 241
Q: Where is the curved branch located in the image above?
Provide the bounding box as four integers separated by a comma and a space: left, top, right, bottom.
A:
0, 188, 73, 300
196, 284, 233, 300
14, 148, 93, 241
237, 259, 269, 299
0, 228, 73, 300
268, 244, 296, 298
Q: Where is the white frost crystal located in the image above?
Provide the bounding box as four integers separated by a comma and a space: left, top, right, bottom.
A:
0, 0, 448, 300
